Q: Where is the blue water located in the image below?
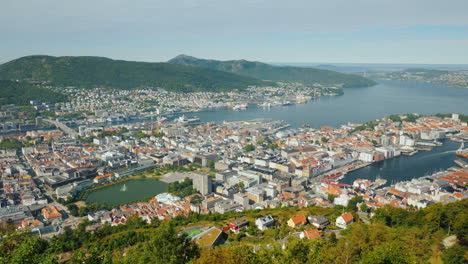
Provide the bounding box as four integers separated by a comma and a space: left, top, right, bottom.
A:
340, 140, 460, 187
182, 80, 468, 128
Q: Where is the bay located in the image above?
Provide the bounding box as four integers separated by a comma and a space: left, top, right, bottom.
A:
182, 80, 468, 128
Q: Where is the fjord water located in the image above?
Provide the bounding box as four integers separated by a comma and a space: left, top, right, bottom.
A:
340, 140, 460, 187
182, 80, 467, 186
184, 80, 468, 128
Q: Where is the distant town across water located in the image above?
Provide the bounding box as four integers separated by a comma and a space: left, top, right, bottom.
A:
181, 80, 468, 128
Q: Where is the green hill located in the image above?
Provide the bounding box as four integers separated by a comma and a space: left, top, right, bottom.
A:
0, 80, 67, 105
168, 55, 377, 88
0, 199, 466, 263
0, 55, 270, 92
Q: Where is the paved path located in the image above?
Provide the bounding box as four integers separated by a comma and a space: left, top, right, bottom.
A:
160, 172, 195, 183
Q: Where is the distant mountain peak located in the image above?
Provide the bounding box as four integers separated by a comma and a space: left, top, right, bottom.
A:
169, 54, 200, 62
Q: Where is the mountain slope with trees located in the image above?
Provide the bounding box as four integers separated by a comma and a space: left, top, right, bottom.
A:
0, 80, 68, 105
0, 55, 270, 92
168, 55, 377, 88
0, 199, 466, 263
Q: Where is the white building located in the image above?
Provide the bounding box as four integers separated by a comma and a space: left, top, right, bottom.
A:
255, 214, 274, 230
336, 212, 354, 229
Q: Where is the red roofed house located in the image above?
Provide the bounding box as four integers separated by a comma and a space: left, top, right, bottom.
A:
42, 206, 62, 222
93, 173, 113, 184
300, 228, 321, 239
287, 214, 307, 228
336, 212, 354, 229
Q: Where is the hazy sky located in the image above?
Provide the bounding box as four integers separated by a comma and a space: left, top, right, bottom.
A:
1, 0, 468, 64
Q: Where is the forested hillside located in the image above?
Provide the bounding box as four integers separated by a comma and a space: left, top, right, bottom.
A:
0, 199, 466, 264
168, 55, 377, 88
0, 80, 67, 105
0, 56, 270, 92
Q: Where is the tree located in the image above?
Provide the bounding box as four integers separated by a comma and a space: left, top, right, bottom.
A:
442, 245, 468, 264
404, 114, 419, 122
66, 204, 79, 217
190, 195, 202, 205
361, 241, 414, 264
9, 236, 57, 264
118, 127, 129, 135
207, 160, 215, 170
347, 196, 363, 211
327, 194, 335, 203
329, 232, 338, 244
360, 203, 369, 213
244, 144, 255, 152
321, 137, 329, 143
388, 114, 402, 122
123, 223, 199, 264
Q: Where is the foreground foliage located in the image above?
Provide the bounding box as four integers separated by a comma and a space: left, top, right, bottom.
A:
0, 200, 466, 264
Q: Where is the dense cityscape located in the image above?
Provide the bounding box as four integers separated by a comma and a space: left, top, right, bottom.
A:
1, 0, 468, 263
1, 86, 467, 262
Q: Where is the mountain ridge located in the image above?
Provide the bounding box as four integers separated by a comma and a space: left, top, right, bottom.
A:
0, 55, 269, 92
168, 54, 377, 88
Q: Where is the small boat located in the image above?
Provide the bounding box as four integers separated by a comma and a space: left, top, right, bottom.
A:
120, 184, 127, 192
325, 172, 345, 179
455, 141, 468, 158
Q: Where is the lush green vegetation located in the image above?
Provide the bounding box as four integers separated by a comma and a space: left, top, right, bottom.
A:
404, 113, 420, 122
244, 143, 256, 152
0, 80, 67, 105
168, 55, 376, 88
436, 113, 468, 123
0, 138, 24, 151
388, 114, 402, 122
167, 177, 197, 197
348, 120, 379, 134
0, 55, 270, 92
0, 199, 466, 263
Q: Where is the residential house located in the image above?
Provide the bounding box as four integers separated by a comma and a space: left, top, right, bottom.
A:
307, 215, 329, 230
255, 214, 274, 230
336, 212, 354, 229
229, 216, 249, 233
300, 228, 321, 239
287, 214, 307, 228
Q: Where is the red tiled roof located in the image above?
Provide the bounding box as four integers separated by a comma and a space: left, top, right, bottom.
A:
341, 212, 354, 223
303, 228, 321, 239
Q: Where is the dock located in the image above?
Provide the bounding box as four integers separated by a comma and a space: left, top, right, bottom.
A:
347, 162, 372, 172
454, 159, 467, 168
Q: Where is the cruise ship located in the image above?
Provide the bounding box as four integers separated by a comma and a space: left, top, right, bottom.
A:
232, 103, 248, 110
176, 115, 201, 124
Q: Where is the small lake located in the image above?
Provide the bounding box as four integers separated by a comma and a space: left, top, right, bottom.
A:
86, 179, 168, 206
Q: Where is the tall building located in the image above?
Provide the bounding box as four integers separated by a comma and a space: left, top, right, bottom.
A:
35, 117, 42, 127
193, 173, 212, 195
78, 126, 87, 137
